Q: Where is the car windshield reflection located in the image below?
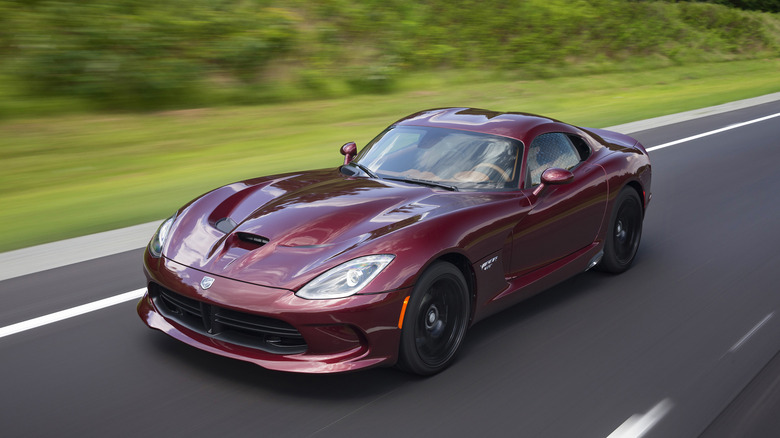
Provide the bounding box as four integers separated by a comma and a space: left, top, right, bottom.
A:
356, 126, 522, 191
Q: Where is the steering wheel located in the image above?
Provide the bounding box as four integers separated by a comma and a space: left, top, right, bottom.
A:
469, 163, 511, 182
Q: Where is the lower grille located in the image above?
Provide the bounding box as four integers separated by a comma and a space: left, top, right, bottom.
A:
149, 283, 307, 354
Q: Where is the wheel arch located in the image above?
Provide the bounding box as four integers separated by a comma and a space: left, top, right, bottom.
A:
624, 180, 645, 213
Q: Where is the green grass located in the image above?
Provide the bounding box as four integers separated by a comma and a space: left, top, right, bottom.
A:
1, 58, 779, 252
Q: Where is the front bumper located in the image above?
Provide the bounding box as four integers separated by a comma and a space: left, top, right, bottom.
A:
139, 254, 410, 373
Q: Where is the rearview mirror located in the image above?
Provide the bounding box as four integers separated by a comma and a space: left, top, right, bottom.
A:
340, 142, 357, 165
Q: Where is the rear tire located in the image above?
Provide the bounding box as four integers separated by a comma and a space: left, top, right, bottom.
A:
598, 188, 643, 273
397, 261, 470, 376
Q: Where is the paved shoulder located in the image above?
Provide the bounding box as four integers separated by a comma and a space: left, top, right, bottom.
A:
0, 222, 159, 281
605, 92, 780, 134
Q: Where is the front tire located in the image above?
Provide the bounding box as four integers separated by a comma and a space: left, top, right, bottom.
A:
397, 261, 470, 376
598, 188, 643, 273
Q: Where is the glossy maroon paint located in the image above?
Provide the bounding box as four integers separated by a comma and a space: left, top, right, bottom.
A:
139, 107, 652, 373
541, 167, 575, 185
340, 141, 357, 165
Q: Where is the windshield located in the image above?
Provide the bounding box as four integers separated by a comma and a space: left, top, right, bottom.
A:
355, 126, 522, 190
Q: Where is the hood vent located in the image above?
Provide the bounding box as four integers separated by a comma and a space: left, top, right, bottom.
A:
237, 232, 270, 247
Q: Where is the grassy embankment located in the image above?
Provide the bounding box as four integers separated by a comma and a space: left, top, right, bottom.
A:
1, 59, 779, 252
2, 0, 779, 115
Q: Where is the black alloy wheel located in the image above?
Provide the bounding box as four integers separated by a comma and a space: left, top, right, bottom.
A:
398, 261, 470, 375
597, 188, 643, 273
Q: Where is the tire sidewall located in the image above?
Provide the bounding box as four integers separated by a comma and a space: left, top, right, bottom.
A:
599, 187, 643, 274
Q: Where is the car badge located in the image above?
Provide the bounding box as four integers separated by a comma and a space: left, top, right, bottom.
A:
200, 276, 215, 290
480, 256, 498, 271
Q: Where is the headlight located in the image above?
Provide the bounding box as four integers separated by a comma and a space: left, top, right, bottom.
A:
295, 255, 395, 300
149, 215, 175, 258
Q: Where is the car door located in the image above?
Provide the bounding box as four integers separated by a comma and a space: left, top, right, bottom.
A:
509, 132, 608, 277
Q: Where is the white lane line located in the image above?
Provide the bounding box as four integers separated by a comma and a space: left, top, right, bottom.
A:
607, 399, 674, 438
646, 112, 780, 152
0, 288, 146, 339
728, 312, 774, 354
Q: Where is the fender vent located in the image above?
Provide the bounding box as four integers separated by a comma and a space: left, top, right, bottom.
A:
237, 232, 269, 247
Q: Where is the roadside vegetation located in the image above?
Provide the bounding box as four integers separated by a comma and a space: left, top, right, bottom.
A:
1, 0, 779, 115
0, 0, 779, 251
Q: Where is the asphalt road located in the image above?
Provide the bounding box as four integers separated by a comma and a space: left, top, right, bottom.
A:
2, 101, 780, 437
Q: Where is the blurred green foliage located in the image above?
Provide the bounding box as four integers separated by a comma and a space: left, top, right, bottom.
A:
0, 0, 778, 114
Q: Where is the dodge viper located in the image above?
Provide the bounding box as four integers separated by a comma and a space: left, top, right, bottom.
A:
138, 108, 652, 375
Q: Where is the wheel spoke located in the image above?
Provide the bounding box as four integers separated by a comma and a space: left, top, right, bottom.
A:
399, 262, 470, 374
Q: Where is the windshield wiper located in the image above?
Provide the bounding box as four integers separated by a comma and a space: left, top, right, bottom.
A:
348, 162, 377, 178
382, 176, 458, 191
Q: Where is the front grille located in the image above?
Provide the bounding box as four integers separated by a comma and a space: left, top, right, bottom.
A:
149, 283, 307, 354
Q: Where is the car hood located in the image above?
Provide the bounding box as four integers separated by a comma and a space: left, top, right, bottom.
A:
164, 169, 488, 290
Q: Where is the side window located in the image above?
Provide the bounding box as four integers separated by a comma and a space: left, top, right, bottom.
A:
526, 132, 581, 187
567, 134, 591, 161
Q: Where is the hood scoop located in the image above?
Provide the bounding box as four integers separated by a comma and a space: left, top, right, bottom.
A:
236, 232, 270, 247
214, 217, 237, 234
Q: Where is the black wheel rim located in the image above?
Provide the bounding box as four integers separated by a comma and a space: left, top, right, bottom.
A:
613, 197, 641, 264
414, 276, 467, 367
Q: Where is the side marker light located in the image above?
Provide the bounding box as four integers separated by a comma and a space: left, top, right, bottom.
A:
398, 296, 411, 329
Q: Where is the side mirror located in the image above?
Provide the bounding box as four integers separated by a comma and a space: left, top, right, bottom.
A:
541, 167, 574, 185
340, 142, 357, 165
533, 168, 574, 196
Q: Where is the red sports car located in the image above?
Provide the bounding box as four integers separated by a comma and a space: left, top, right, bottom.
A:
138, 108, 652, 375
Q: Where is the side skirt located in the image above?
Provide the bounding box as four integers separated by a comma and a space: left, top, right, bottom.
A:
472, 242, 603, 324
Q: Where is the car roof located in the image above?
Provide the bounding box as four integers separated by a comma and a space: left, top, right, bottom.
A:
393, 108, 576, 142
